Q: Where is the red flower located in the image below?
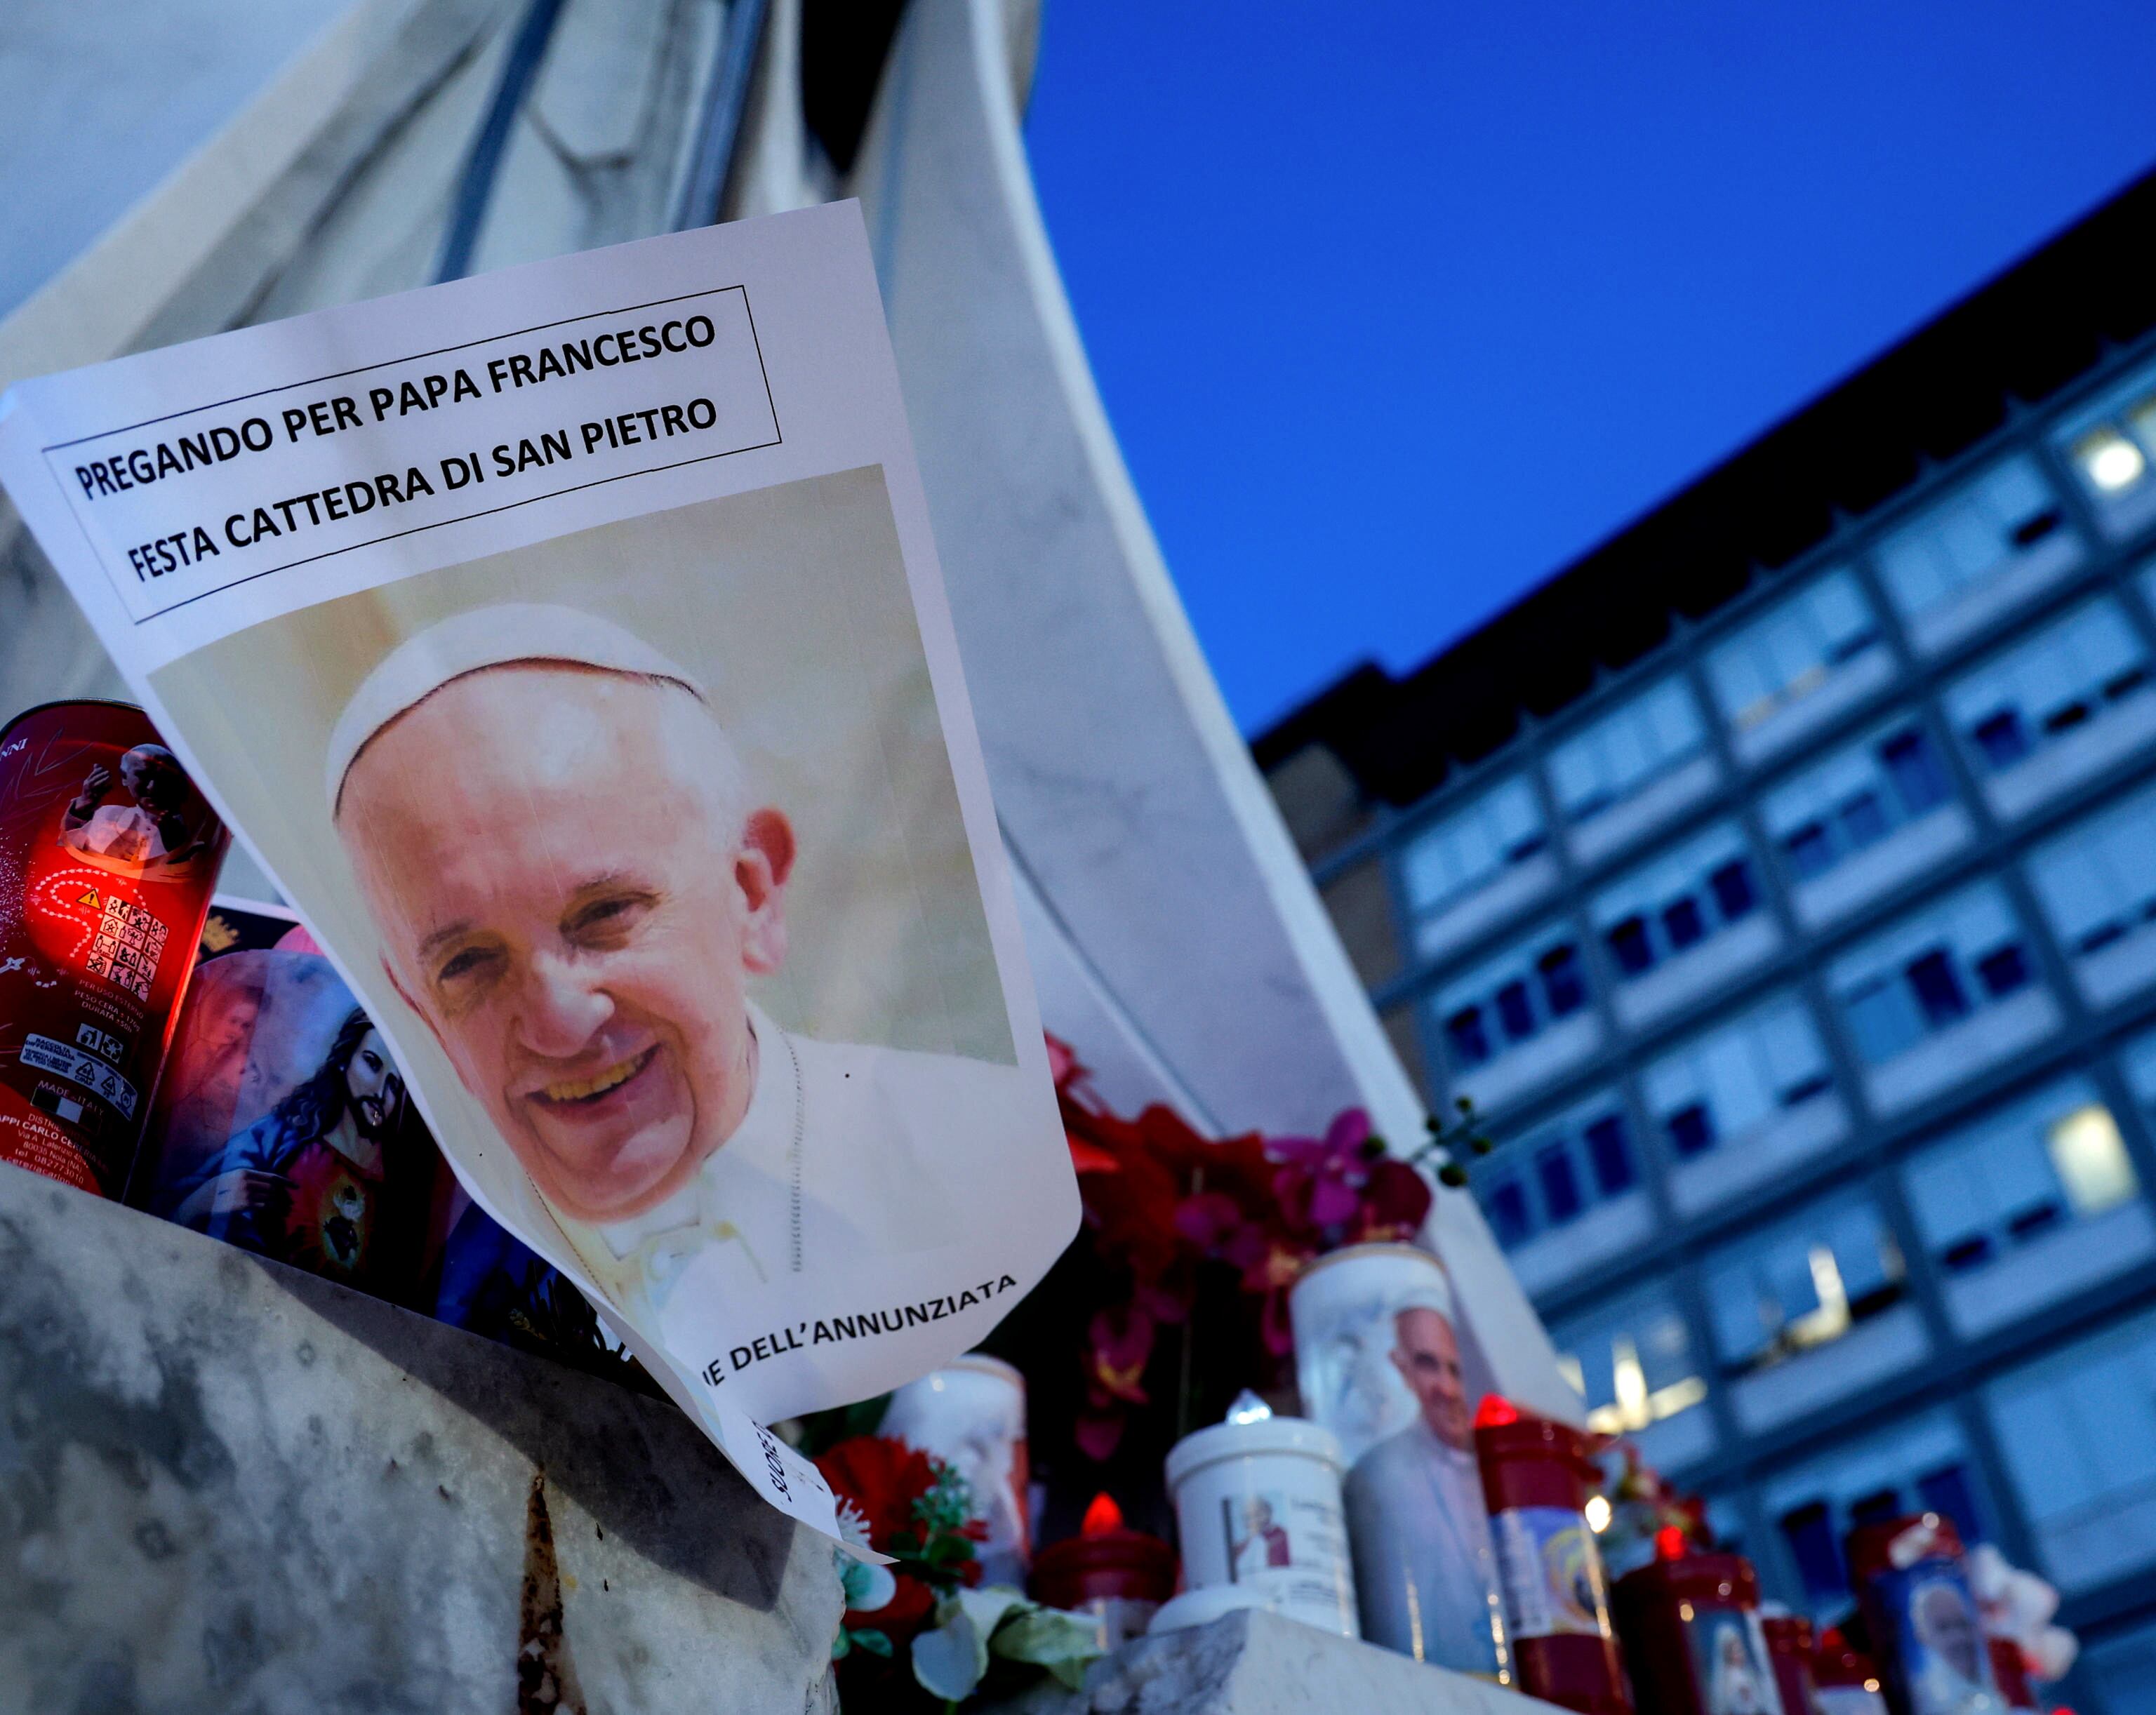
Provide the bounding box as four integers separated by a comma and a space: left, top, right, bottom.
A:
1358, 1158, 1433, 1238
816, 1435, 940, 1551
1053, 1030, 1453, 1466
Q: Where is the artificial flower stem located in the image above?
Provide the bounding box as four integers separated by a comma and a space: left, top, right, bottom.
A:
1176, 1161, 1204, 1439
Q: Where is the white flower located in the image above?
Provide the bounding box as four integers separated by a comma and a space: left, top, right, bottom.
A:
832, 1499, 896, 1613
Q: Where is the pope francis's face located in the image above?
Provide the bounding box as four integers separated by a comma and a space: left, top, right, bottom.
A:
1391, 1305, 1470, 1450
337, 665, 794, 1224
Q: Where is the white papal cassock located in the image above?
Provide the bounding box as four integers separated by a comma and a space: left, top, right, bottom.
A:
547, 1001, 1032, 1333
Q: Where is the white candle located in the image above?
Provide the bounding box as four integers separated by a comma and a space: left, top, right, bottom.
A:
1164, 1393, 1359, 1639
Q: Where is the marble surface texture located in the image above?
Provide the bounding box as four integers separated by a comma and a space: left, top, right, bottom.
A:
0, 1161, 841, 1714
983, 1610, 1571, 1715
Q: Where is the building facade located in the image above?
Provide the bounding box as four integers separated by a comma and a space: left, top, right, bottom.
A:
1258, 175, 2156, 1713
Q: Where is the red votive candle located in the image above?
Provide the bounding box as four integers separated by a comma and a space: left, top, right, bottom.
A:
1845, 1514, 2002, 1715
1611, 1535, 1775, 1715
1762, 1612, 1820, 1715
1473, 1396, 1630, 1715
1813, 1626, 1891, 1714
1029, 1493, 1177, 1653
1988, 1635, 2037, 1710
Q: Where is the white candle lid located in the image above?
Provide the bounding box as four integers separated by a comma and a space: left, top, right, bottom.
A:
1164, 1398, 1344, 1488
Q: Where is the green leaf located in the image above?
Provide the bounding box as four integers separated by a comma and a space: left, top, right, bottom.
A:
1049, 1656, 1093, 1691
990, 1605, 1103, 1683
852, 1629, 893, 1658
1437, 1161, 1470, 1187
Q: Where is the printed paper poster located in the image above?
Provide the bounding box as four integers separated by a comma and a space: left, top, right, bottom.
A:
0, 203, 1081, 1542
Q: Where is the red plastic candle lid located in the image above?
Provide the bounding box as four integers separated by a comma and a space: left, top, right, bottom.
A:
1614, 1549, 1759, 1608
1844, 1512, 1965, 1589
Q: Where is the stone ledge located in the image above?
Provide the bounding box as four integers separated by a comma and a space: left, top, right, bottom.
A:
987, 1609, 1575, 1715
0, 1161, 841, 1714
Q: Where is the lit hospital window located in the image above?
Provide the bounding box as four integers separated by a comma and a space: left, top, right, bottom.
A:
2073, 426, 2148, 495
2047, 1103, 2139, 1217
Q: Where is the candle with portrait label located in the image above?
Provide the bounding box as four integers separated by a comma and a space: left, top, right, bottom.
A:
883, 1354, 1032, 1586
1294, 1242, 1510, 1678
1844, 1515, 2007, 1715
1611, 1530, 1778, 1715
0, 702, 226, 1199
1475, 1396, 1630, 1715
1164, 1391, 1359, 1639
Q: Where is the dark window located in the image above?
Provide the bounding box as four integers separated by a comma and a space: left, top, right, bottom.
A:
1783, 1072, 1834, 1106
1710, 859, 1757, 921
1828, 625, 1879, 665
2080, 921, 2129, 954
1850, 1488, 1904, 1528
1536, 1145, 1583, 1224
1668, 1103, 1717, 1158
1778, 1502, 1846, 1599
2007, 1201, 2064, 1241
1539, 944, 1588, 1017
2010, 507, 2063, 548
1942, 1234, 1993, 1272
1607, 916, 1655, 976
1485, 1178, 1532, 1248
2041, 697, 2093, 737
1976, 944, 2030, 998
1785, 822, 1835, 880
1585, 1114, 1635, 1195
1838, 790, 1890, 850
1496, 980, 1537, 1043
1906, 950, 1971, 1029
2104, 664, 2150, 702
1916, 1464, 1984, 1544
1663, 895, 1707, 951
1882, 728, 1951, 813
1971, 709, 2030, 771
1446, 1007, 1491, 1067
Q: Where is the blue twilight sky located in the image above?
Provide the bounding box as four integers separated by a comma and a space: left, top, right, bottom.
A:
1023, 3, 2156, 736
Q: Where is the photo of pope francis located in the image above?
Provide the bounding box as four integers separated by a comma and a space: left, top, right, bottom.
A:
325, 603, 1030, 1329
1341, 1279, 1507, 1677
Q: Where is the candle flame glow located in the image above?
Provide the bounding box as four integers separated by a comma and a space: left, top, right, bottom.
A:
1082, 1492, 1125, 1536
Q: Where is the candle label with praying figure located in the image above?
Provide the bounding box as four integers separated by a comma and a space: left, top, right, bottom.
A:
1493, 1507, 1615, 1643
1475, 1397, 1631, 1715
0, 701, 227, 1199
